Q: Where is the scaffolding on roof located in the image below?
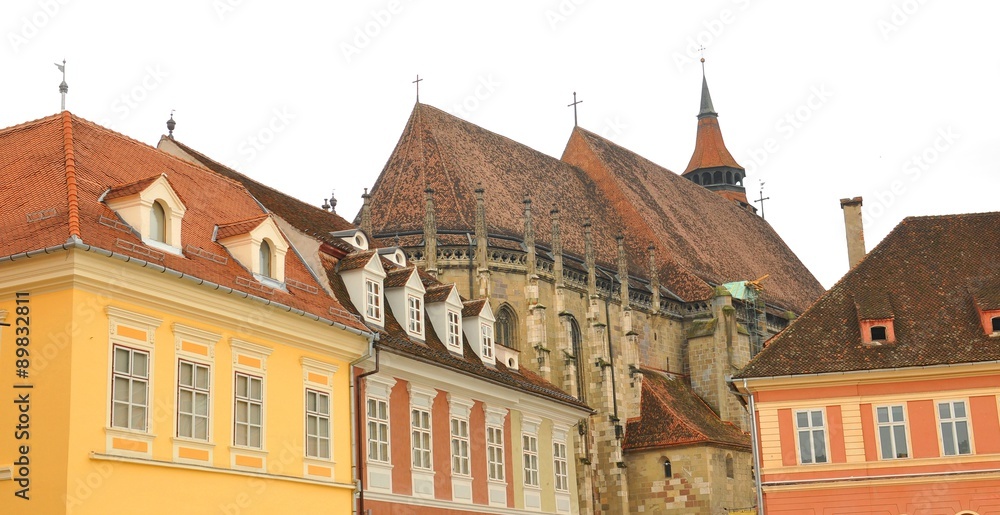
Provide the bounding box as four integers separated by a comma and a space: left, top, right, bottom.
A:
723, 275, 769, 357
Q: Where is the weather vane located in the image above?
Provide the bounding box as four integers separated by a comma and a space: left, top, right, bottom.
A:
55, 59, 68, 111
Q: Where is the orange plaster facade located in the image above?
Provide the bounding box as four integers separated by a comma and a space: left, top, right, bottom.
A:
743, 367, 1000, 515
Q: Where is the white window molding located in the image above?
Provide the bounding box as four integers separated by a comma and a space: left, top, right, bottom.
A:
875, 404, 909, 460
938, 400, 973, 456
794, 409, 829, 464
104, 174, 186, 253
230, 338, 272, 373
216, 216, 290, 284
105, 307, 161, 459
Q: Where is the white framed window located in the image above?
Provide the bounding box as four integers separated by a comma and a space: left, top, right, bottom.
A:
876, 405, 908, 459
481, 323, 494, 360
234, 372, 264, 448
554, 441, 568, 491
411, 408, 432, 469
447, 310, 461, 349
177, 360, 210, 440
112, 345, 150, 431
150, 201, 167, 243
938, 400, 972, 456
523, 433, 539, 487
367, 397, 390, 463
795, 409, 828, 464
487, 424, 504, 481
450, 417, 470, 475
305, 389, 331, 459
259, 239, 273, 278
408, 295, 423, 334
366, 279, 382, 320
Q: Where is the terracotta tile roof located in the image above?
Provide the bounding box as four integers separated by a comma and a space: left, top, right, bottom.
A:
102, 174, 164, 202
321, 254, 589, 411
384, 267, 414, 288
361, 103, 822, 313
969, 278, 1000, 310
682, 115, 743, 174
737, 212, 1000, 378
462, 298, 487, 317
215, 215, 269, 240
623, 368, 750, 451
423, 283, 454, 304
160, 138, 360, 254
0, 113, 366, 333
337, 250, 376, 272
855, 293, 894, 320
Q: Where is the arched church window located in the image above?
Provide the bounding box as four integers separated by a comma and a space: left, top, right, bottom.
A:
713, 171, 723, 184
663, 458, 672, 478
735, 172, 742, 185
570, 316, 584, 401
703, 172, 711, 184
726, 171, 733, 184
692, 174, 700, 185
725, 454, 734, 478
495, 304, 518, 350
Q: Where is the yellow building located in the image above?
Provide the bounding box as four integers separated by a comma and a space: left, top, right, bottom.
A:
0, 113, 371, 514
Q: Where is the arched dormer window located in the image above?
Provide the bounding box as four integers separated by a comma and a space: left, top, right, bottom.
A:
150, 201, 166, 243
992, 316, 1000, 333
662, 457, 672, 478
259, 239, 273, 278
495, 304, 518, 350
725, 454, 734, 478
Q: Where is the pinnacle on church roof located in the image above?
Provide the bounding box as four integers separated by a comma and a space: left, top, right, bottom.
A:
699, 73, 716, 118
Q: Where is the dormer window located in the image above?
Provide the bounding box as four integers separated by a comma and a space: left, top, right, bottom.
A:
150, 201, 166, 242
859, 318, 895, 344
407, 295, 423, 333
104, 174, 186, 254
992, 317, 1000, 333
330, 229, 369, 250
870, 326, 887, 341
366, 279, 382, 320
259, 240, 273, 278
481, 323, 494, 360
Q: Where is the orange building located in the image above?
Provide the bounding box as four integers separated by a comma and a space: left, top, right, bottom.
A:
735, 211, 1000, 514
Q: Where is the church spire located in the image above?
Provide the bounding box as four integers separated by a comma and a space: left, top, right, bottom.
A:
683, 57, 754, 211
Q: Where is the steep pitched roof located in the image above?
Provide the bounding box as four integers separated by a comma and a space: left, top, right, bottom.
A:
0, 113, 365, 333
159, 137, 359, 253
563, 127, 823, 314
737, 212, 1000, 378
623, 369, 749, 451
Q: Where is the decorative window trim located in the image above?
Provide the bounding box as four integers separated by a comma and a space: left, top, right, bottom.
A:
522, 432, 540, 488
173, 324, 220, 360
176, 359, 212, 442
365, 278, 383, 324
233, 371, 265, 450
216, 216, 289, 284
230, 338, 272, 373
104, 174, 186, 253
481, 323, 495, 361
105, 307, 161, 459
447, 310, 462, 352
407, 294, 424, 336
301, 357, 339, 387
937, 399, 973, 456
305, 388, 332, 460
875, 404, 910, 460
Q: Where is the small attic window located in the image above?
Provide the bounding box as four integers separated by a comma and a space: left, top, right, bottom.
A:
992, 316, 1000, 333
259, 240, 273, 278
355, 235, 363, 246
150, 201, 166, 243
870, 326, 887, 341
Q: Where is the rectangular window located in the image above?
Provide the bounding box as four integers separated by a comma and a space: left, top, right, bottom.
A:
451, 417, 470, 475
306, 390, 331, 459
795, 409, 828, 464
447, 311, 461, 349
367, 398, 390, 462
408, 295, 423, 333
411, 408, 432, 469
112, 345, 149, 431
177, 360, 210, 440
876, 405, 908, 459
234, 372, 263, 448
523, 433, 539, 487
365, 279, 381, 320
553, 441, 569, 491
487, 425, 504, 481
481, 323, 494, 360
939, 401, 972, 455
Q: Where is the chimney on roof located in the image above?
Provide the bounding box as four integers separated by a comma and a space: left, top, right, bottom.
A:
840, 197, 866, 269
360, 188, 372, 236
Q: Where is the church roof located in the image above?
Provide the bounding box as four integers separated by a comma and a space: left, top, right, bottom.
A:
682, 114, 744, 174
361, 103, 823, 313
623, 369, 750, 451
736, 212, 1000, 378
0, 112, 366, 332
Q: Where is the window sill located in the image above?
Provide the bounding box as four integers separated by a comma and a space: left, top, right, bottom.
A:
143, 238, 184, 256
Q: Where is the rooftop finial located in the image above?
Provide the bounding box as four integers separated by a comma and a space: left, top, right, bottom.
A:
567, 91, 583, 127
697, 50, 717, 118
323, 190, 337, 213
166, 110, 176, 138
412, 74, 423, 103
55, 59, 68, 111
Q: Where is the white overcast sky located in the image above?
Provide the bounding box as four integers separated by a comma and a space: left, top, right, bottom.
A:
3, 1, 997, 289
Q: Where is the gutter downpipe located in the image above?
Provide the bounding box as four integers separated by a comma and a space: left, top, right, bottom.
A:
745, 378, 765, 514
354, 342, 381, 515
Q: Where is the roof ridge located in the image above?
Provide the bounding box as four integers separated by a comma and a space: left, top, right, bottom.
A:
645, 371, 713, 442
217, 213, 270, 227
0, 112, 63, 135
61, 111, 81, 239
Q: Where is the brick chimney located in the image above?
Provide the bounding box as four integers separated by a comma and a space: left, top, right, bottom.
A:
840, 197, 866, 269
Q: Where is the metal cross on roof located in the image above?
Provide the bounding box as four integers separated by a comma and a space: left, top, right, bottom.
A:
754, 182, 771, 220
567, 91, 583, 127
412, 74, 423, 102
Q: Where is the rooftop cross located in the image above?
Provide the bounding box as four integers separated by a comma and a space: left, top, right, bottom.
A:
567, 91, 583, 127
754, 182, 771, 219
412, 74, 423, 102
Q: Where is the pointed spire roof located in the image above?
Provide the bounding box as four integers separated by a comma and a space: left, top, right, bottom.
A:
683, 65, 743, 175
